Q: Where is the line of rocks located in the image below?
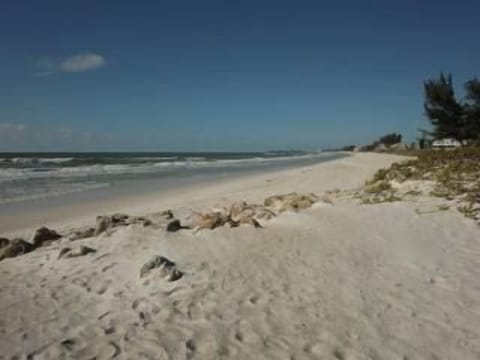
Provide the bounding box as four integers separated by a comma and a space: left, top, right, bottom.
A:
0, 227, 62, 261
1, 192, 327, 261
165, 192, 322, 232
0, 213, 155, 261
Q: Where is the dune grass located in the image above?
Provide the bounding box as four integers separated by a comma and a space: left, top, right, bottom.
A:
360, 147, 480, 220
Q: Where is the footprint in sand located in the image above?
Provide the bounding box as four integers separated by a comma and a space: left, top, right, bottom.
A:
186, 339, 196, 360
95, 341, 121, 358
234, 331, 244, 342
60, 338, 77, 352
98, 311, 111, 320
132, 298, 147, 310
103, 326, 115, 335
101, 262, 116, 273
96, 279, 113, 295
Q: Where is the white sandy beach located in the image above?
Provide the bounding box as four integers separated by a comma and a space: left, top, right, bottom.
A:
1, 152, 480, 359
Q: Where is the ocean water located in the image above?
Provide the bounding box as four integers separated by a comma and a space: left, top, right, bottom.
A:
0, 151, 345, 204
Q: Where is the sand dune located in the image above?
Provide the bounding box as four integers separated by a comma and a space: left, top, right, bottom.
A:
1, 153, 479, 359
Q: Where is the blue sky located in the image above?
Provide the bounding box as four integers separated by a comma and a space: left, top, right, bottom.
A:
0, 0, 478, 151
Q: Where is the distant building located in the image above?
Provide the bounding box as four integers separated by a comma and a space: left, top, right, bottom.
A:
432, 138, 462, 149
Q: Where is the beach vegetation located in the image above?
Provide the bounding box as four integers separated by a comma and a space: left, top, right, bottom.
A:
362, 132, 403, 151
361, 147, 480, 220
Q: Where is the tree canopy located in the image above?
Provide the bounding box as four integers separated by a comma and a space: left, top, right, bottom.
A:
463, 78, 480, 140
379, 133, 402, 146
423, 73, 480, 142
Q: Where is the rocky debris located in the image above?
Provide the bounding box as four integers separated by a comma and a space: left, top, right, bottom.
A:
0, 227, 64, 261
0, 238, 9, 249
229, 201, 250, 219
189, 194, 319, 232
264, 192, 318, 213
67, 227, 96, 241
133, 216, 152, 227
58, 245, 96, 259
318, 194, 334, 205
95, 216, 112, 235
140, 255, 183, 281
160, 210, 174, 220
32, 227, 62, 247
324, 188, 355, 200
58, 247, 72, 259
166, 219, 184, 232
95, 213, 152, 235
229, 201, 275, 221
0, 239, 35, 261
194, 211, 230, 231
236, 217, 262, 228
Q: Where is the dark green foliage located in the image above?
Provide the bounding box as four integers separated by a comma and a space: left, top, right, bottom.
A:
424, 73, 464, 140
463, 78, 480, 141
423, 73, 480, 142
363, 132, 403, 151
379, 133, 402, 146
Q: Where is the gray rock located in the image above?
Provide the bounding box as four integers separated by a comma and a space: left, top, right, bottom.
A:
160, 210, 174, 220
166, 219, 182, 232
140, 255, 183, 281
111, 213, 129, 223
32, 227, 61, 247
0, 239, 35, 261
58, 247, 72, 259
59, 245, 96, 259
128, 216, 152, 226
95, 213, 151, 235
193, 212, 229, 231
68, 227, 96, 241
95, 216, 114, 235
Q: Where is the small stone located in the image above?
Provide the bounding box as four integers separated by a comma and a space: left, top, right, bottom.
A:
0, 239, 35, 261
95, 216, 113, 235
195, 212, 228, 231
68, 227, 95, 241
58, 247, 72, 259
32, 227, 61, 247
111, 213, 129, 223
140, 255, 183, 281
61, 245, 96, 258
160, 210, 174, 219
166, 219, 182, 232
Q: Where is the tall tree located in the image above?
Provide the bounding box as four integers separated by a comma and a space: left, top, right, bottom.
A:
463, 78, 480, 141
423, 73, 464, 140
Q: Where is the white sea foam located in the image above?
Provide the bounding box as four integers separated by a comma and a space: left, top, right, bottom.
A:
0, 153, 326, 182
0, 152, 337, 203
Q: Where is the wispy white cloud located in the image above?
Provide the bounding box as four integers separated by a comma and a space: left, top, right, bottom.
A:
34, 53, 106, 76
0, 123, 26, 132
59, 53, 105, 73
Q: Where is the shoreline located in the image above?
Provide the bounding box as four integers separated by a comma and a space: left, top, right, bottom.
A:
0, 152, 350, 236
